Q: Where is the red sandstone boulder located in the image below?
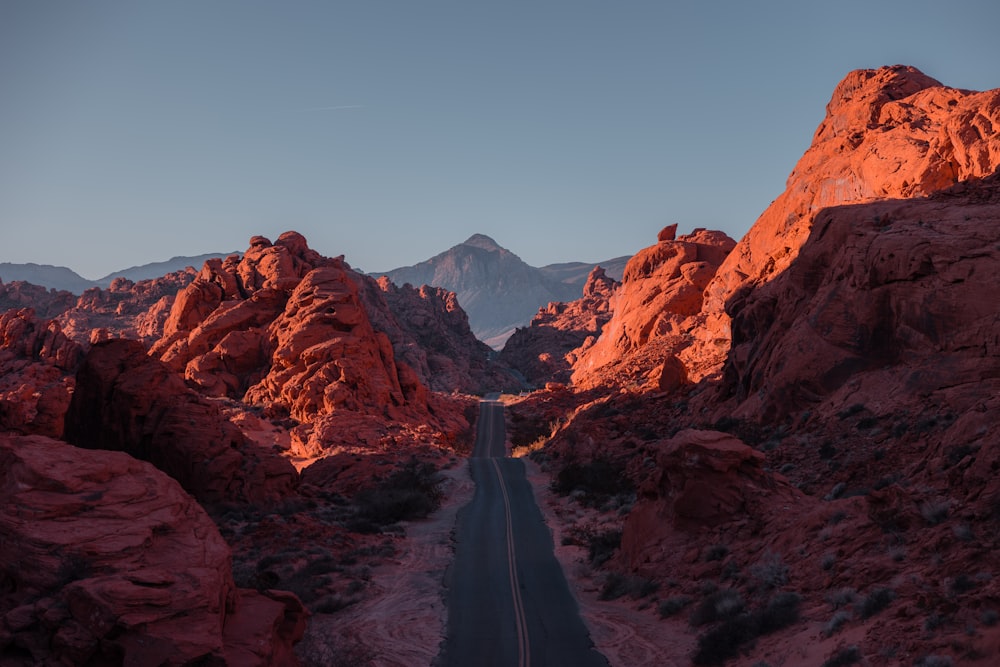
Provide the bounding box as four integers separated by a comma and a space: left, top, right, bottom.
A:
0, 434, 305, 666
571, 229, 735, 387
0, 309, 83, 437
619, 428, 805, 570
64, 338, 296, 504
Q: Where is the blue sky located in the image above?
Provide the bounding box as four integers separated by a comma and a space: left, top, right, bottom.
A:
2, 1, 999, 278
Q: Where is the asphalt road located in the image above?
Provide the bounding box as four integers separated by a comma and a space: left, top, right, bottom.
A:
442, 398, 609, 667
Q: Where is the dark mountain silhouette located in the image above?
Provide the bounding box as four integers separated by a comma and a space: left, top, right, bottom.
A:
377, 234, 629, 349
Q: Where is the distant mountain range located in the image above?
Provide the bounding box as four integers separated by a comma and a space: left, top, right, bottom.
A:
1, 237, 629, 349
377, 234, 629, 349
0, 253, 235, 293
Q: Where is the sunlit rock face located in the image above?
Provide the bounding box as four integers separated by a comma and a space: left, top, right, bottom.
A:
701, 65, 1000, 357
0, 308, 83, 437
719, 171, 1000, 422
148, 231, 476, 457
569, 226, 736, 388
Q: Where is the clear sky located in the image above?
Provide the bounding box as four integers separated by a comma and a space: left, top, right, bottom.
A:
2, 1, 998, 279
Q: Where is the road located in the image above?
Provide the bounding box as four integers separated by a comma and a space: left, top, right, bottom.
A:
442, 398, 609, 667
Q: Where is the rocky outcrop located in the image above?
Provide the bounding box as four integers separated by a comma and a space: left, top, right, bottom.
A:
500, 266, 619, 385
570, 226, 736, 388
64, 338, 297, 504
362, 277, 521, 394
699, 65, 1000, 366
58, 270, 200, 344
620, 429, 803, 568
0, 280, 77, 319
0, 434, 305, 666
148, 232, 476, 458
0, 309, 83, 437
720, 172, 1000, 423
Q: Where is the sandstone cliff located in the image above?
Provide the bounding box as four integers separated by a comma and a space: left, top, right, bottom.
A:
698, 65, 1000, 371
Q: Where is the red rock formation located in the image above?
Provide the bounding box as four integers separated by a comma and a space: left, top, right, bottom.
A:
362, 276, 520, 394
698, 65, 1000, 371
0, 434, 305, 666
0, 309, 83, 437
148, 232, 475, 459
500, 266, 619, 385
64, 338, 296, 504
57, 270, 199, 344
719, 172, 1000, 423
620, 429, 804, 567
570, 227, 736, 388
0, 280, 76, 319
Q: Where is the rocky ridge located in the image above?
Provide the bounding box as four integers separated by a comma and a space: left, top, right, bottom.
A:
507, 66, 1000, 666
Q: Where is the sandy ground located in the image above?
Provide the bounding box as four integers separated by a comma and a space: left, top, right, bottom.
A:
296, 452, 689, 666
522, 458, 694, 667
297, 462, 474, 666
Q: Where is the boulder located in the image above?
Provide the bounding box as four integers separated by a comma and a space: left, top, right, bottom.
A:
0, 434, 305, 666
64, 338, 296, 504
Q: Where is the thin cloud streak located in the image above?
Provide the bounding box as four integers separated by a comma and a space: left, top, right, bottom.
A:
302, 104, 366, 112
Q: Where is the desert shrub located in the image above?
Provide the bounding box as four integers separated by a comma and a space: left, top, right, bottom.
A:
837, 403, 865, 419
821, 553, 836, 571
856, 416, 879, 430
587, 529, 622, 567
950, 574, 977, 594
599, 572, 658, 601
920, 499, 951, 526
822, 646, 861, 667
348, 460, 443, 533
756, 592, 801, 633
705, 544, 730, 562
914, 656, 953, 667
658, 595, 692, 618
946, 443, 978, 467
692, 614, 757, 665
690, 589, 745, 626
857, 586, 894, 619
924, 612, 947, 631
552, 458, 634, 508
313, 593, 354, 614
952, 523, 974, 542
826, 587, 858, 609
750, 552, 788, 591
981, 609, 999, 626
824, 610, 851, 637
691, 593, 801, 665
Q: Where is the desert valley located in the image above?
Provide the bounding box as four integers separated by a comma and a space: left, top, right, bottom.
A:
2, 65, 1000, 666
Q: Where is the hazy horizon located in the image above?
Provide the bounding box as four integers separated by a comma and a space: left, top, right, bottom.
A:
3, 1, 999, 278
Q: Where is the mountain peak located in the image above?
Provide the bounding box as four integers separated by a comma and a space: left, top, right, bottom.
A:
462, 234, 503, 252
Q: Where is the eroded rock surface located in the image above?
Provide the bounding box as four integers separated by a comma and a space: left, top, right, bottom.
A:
0, 434, 305, 666
64, 338, 297, 504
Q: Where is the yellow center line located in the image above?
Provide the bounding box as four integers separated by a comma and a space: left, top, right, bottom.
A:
491, 456, 530, 667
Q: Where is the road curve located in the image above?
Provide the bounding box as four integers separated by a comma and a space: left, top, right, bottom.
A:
441, 399, 609, 667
